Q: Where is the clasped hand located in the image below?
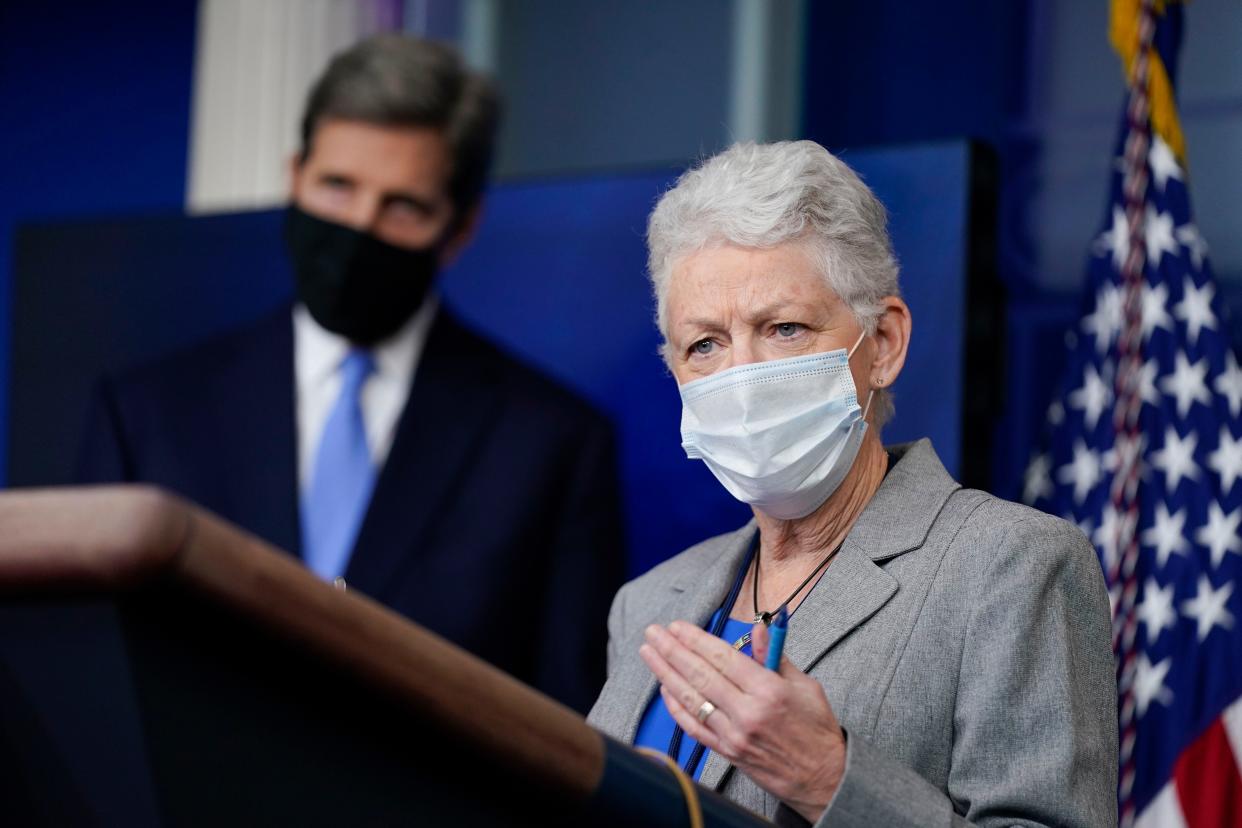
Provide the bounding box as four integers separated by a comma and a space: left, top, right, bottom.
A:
639, 621, 846, 823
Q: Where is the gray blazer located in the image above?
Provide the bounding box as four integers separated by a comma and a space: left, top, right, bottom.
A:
588, 439, 1118, 827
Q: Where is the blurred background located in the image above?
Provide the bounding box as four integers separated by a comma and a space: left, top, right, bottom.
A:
1, 0, 1240, 574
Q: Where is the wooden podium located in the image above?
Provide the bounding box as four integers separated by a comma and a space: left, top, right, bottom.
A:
0, 487, 770, 827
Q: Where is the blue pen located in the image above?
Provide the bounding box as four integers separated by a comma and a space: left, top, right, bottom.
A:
765, 604, 788, 670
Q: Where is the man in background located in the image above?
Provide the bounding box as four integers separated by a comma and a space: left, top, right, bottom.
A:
77, 35, 624, 714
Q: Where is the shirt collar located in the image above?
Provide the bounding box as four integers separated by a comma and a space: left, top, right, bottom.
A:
293, 294, 440, 388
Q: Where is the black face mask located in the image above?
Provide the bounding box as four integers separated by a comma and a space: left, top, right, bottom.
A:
284, 205, 439, 345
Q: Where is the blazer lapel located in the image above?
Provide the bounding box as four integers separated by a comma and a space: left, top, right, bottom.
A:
205, 308, 300, 556
344, 310, 500, 597
781, 547, 898, 674
700, 440, 960, 792
695, 545, 898, 791
777, 439, 960, 678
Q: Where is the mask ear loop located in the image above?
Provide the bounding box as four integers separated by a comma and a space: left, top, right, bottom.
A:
860, 387, 875, 422
847, 328, 875, 422
847, 329, 867, 359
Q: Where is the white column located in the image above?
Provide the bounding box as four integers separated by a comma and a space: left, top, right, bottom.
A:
460, 0, 499, 73
186, 0, 397, 214
729, 0, 806, 144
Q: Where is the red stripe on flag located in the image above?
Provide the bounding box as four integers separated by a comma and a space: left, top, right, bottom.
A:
1174, 717, 1242, 827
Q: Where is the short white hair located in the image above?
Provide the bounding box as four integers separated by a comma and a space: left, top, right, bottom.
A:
647, 140, 901, 423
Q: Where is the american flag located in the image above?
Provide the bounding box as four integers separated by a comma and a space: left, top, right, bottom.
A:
1023, 1, 1242, 825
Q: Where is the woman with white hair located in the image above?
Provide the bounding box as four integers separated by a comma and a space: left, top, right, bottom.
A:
588, 141, 1118, 826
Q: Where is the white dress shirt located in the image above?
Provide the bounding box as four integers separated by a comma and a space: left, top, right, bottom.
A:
293, 296, 439, 491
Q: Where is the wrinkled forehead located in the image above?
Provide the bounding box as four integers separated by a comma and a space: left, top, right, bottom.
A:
665, 243, 846, 324
667, 242, 834, 298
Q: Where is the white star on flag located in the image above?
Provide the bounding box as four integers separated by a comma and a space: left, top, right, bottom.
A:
1093, 505, 1121, 573
1095, 206, 1130, 272
1215, 351, 1242, 418
1141, 282, 1175, 340
1133, 654, 1174, 717
1181, 576, 1235, 640
1142, 501, 1190, 568
1150, 426, 1199, 492
1137, 578, 1177, 644
1207, 426, 1242, 494
1069, 363, 1113, 429
1138, 359, 1161, 408
1196, 502, 1242, 569
1149, 135, 1184, 192
1057, 440, 1102, 504
1175, 223, 1209, 271
1160, 351, 1212, 418
1145, 207, 1179, 266
1172, 279, 1216, 346
1023, 453, 1054, 505
1083, 284, 1124, 354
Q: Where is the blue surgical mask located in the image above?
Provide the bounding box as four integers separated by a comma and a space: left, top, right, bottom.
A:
679, 332, 872, 520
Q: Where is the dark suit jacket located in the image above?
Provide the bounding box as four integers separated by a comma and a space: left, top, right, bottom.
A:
77, 305, 626, 714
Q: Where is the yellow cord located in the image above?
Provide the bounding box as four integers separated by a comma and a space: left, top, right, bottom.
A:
1109, 0, 1188, 163
636, 747, 705, 828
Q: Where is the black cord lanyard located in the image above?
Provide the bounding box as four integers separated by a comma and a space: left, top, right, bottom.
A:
665, 531, 760, 774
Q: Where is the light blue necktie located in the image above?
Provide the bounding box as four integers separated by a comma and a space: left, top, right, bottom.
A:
302, 349, 377, 580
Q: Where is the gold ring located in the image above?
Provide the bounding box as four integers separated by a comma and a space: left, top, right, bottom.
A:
695, 700, 716, 724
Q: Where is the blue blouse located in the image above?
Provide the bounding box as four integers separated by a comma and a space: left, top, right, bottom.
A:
632, 610, 755, 780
